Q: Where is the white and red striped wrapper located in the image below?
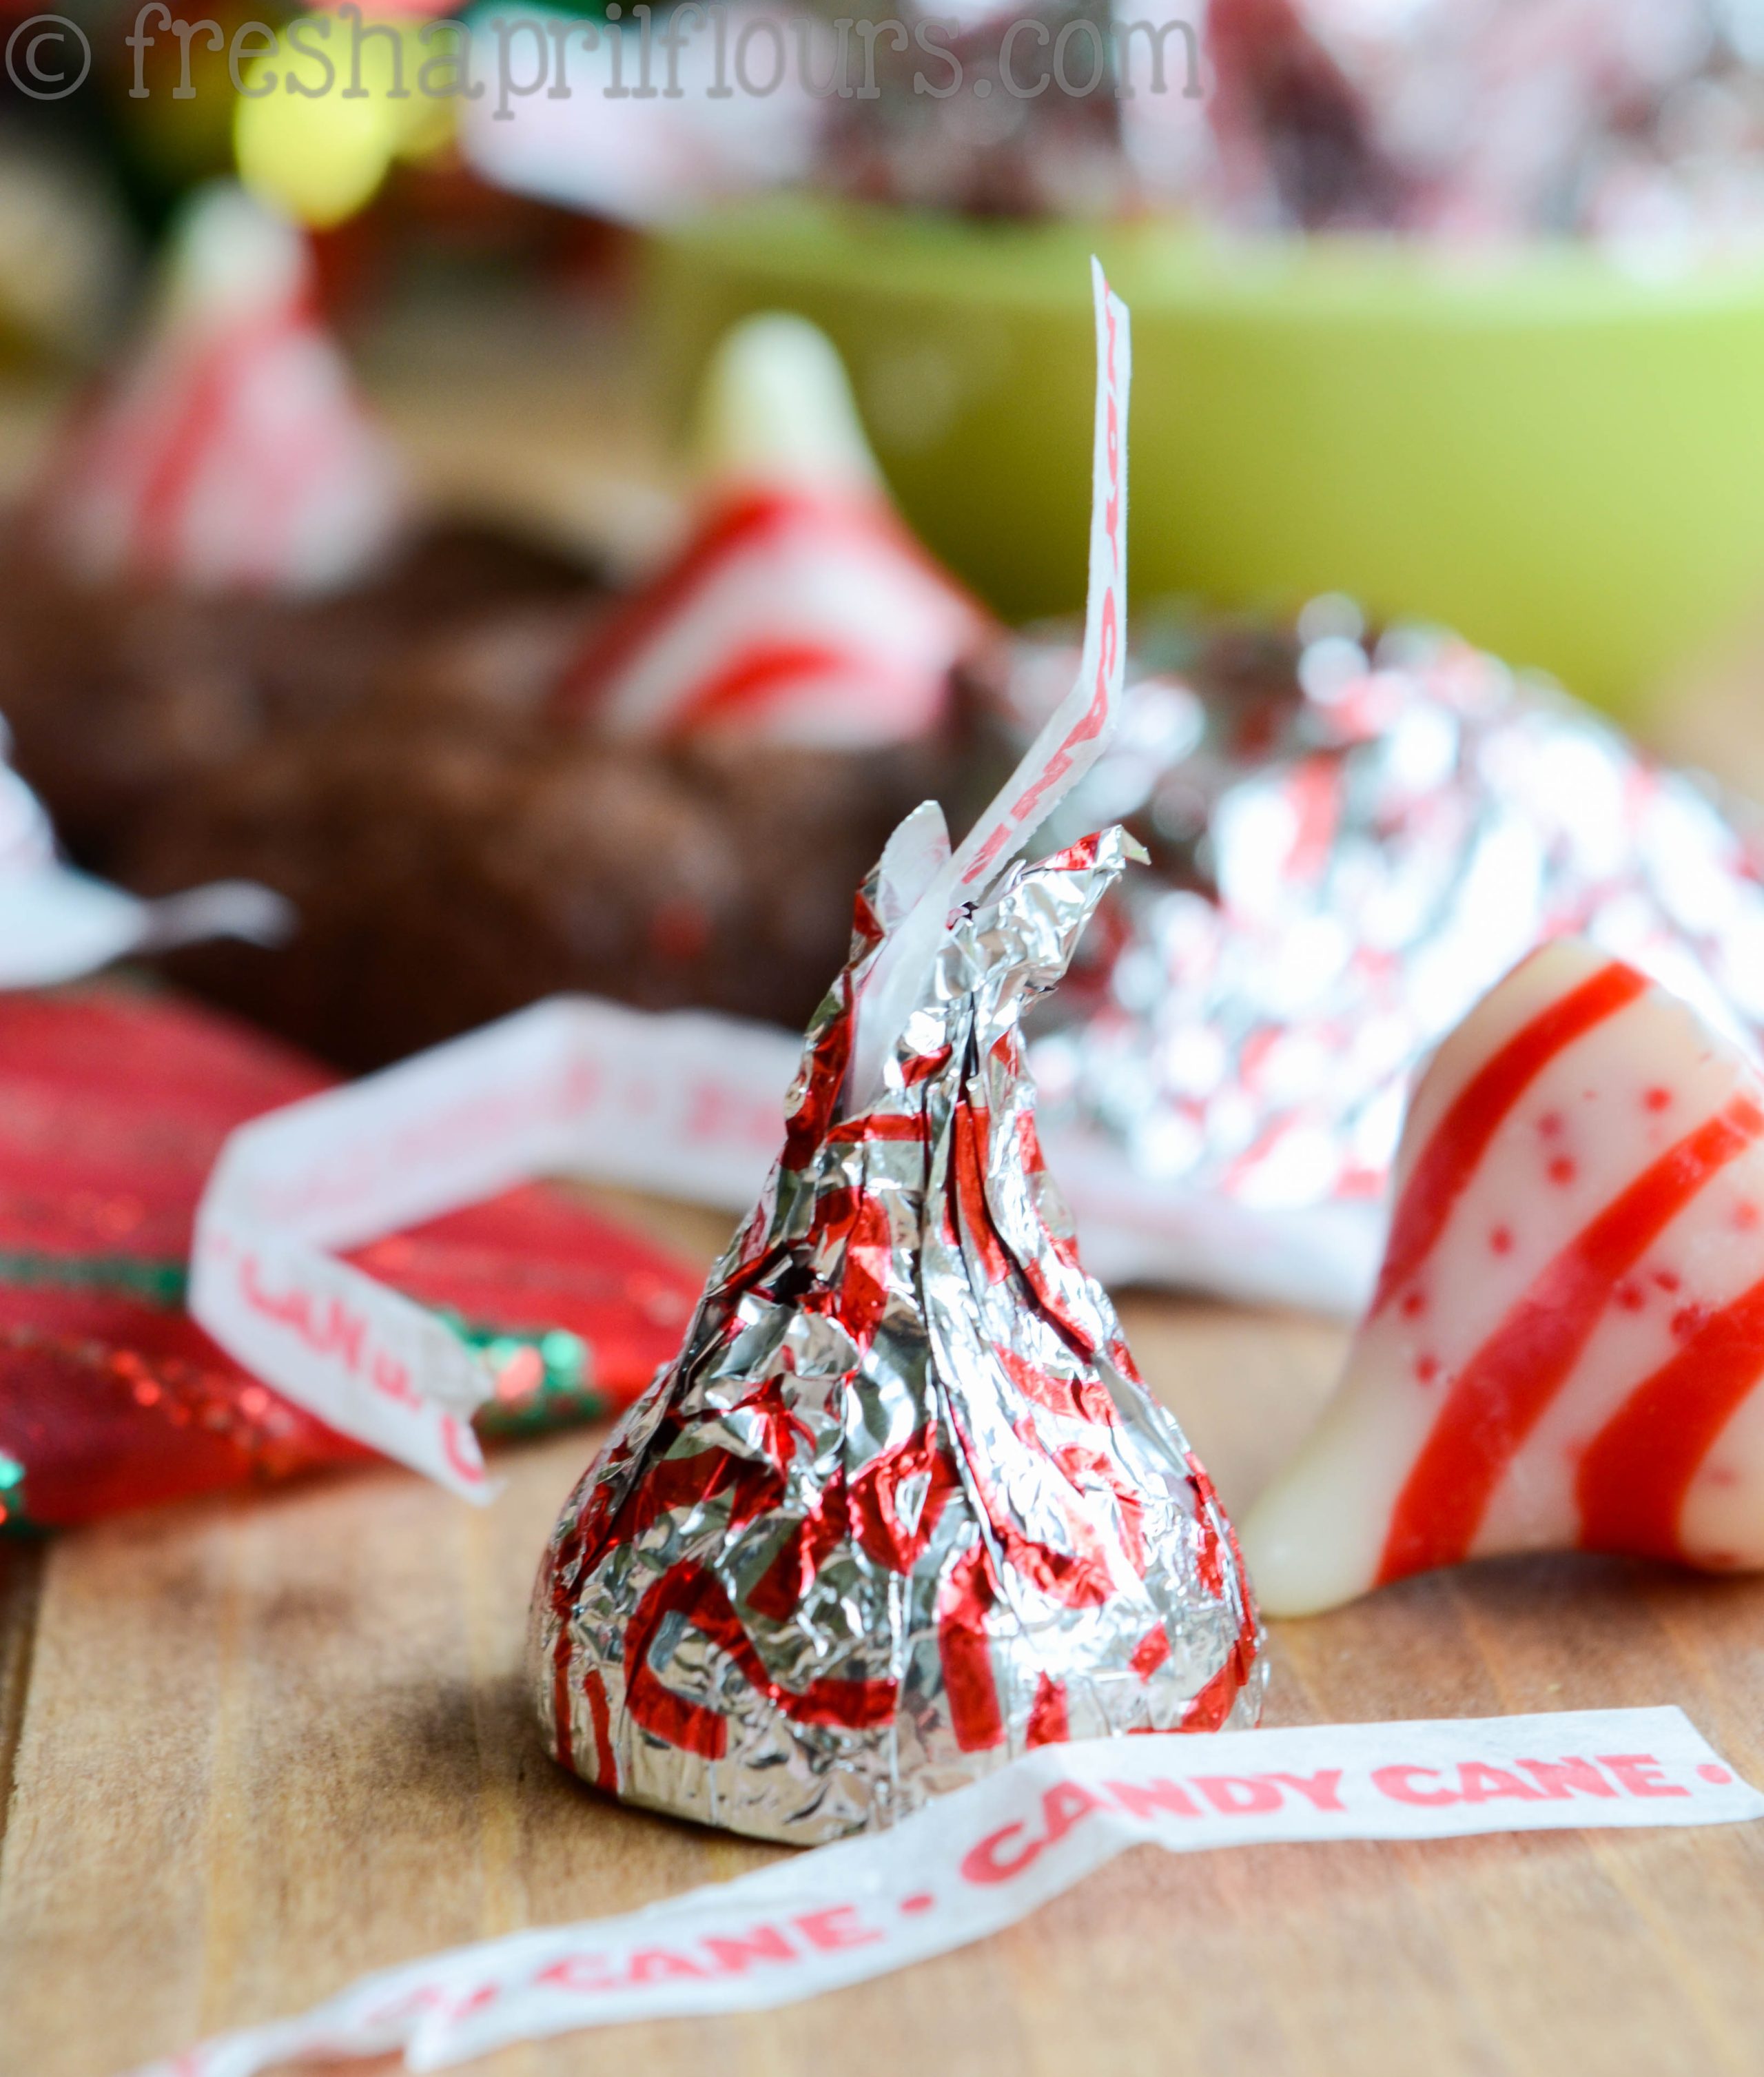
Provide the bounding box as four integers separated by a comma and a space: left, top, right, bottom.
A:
189, 997, 796, 1499
1244, 938, 1764, 1614
39, 184, 403, 597
132, 1706, 1761, 2076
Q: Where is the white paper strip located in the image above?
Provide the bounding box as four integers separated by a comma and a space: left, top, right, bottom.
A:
190, 996, 801, 1495
130, 1707, 1762, 2077
849, 257, 1131, 1100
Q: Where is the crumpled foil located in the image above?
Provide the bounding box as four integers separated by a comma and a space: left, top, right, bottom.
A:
1023, 604, 1764, 1302
532, 826, 1264, 1845
1204, 0, 1764, 247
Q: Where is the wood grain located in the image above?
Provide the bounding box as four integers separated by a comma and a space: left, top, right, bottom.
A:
3, 1188, 1762, 2077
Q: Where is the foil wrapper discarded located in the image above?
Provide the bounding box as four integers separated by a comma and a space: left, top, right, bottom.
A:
1025, 607, 1764, 1311
531, 825, 1264, 1845
1206, 0, 1764, 249
469, 0, 1764, 249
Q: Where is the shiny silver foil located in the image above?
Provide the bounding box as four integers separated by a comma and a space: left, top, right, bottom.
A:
532, 826, 1264, 1845
1025, 606, 1764, 1312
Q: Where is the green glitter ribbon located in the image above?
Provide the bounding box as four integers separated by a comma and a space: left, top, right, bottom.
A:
0, 1251, 612, 1522
452, 1318, 608, 1438
0, 1249, 187, 1309
0, 1448, 30, 1535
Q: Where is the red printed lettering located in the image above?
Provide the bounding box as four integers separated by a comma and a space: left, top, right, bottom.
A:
1519, 1758, 1619, 1801
329, 1304, 366, 1372
1040, 1780, 1105, 1848
238, 1257, 368, 1373
440, 1415, 485, 1485
559, 1058, 601, 1112
1094, 592, 1118, 710
1267, 1770, 1346, 1813
626, 1948, 708, 1983
960, 1822, 1038, 1885
1103, 393, 1120, 565
1102, 1777, 1200, 1821
962, 826, 1011, 884
1456, 1763, 1546, 1805
1372, 1765, 1458, 1807
703, 1925, 797, 1974
684, 1082, 735, 1142
996, 591, 1122, 846
1193, 1775, 1282, 1816
1598, 1754, 1690, 1799
371, 1351, 420, 1407
959, 1783, 1111, 1885
533, 1954, 617, 1995
794, 1907, 882, 1954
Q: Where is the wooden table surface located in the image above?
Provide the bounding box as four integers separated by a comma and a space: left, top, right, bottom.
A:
8, 311, 1764, 2077
5, 1185, 1764, 2077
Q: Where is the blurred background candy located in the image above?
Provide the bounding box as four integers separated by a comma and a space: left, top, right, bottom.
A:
9, 1, 1764, 1324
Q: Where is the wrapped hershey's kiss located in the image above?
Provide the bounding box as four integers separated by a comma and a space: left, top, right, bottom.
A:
39, 181, 403, 596
1244, 939, 1764, 1615
531, 819, 1264, 1842
533, 262, 1261, 1843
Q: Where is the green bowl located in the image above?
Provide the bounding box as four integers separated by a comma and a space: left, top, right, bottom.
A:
644, 200, 1764, 718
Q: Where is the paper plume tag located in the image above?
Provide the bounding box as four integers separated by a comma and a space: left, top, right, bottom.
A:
189, 998, 796, 1495
133, 1706, 1761, 2075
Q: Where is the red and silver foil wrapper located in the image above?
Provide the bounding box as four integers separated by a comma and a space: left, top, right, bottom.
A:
533, 825, 1264, 1845
1204, 0, 1764, 249
1025, 612, 1764, 1313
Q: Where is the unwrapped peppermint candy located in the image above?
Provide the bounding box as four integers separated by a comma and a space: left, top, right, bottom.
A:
531, 824, 1263, 1843
38, 181, 403, 595
1245, 939, 1764, 1615
555, 311, 987, 748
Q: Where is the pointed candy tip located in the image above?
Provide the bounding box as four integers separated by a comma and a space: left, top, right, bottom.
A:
694, 311, 883, 499
1239, 1449, 1380, 1620
164, 180, 309, 327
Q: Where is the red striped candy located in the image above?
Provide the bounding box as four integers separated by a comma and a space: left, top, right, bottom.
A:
1243, 939, 1764, 1614
40, 186, 402, 597
552, 484, 987, 748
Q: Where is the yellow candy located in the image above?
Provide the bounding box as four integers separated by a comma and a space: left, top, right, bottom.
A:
234, 12, 454, 230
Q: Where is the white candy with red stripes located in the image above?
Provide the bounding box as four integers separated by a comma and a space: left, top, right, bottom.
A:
555, 312, 988, 747
1243, 939, 1764, 1615
41, 182, 403, 595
